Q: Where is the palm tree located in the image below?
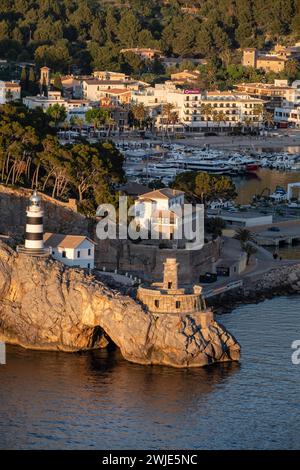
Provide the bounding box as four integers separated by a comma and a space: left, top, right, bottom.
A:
234, 228, 254, 244
242, 242, 257, 265
263, 110, 274, 129
162, 102, 175, 134
201, 103, 212, 127
243, 116, 252, 132
217, 110, 226, 131
169, 110, 179, 134
252, 104, 263, 127
131, 103, 148, 129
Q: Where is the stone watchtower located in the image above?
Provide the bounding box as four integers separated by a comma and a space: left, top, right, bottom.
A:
243, 48, 257, 68
137, 258, 213, 328
163, 258, 179, 291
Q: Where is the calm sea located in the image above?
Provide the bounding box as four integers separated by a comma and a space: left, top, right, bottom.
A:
0, 296, 299, 450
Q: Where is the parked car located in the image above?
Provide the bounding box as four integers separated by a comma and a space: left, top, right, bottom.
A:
268, 226, 280, 232
199, 272, 217, 283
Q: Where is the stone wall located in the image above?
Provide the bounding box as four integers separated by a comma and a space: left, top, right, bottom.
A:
0, 185, 91, 242
137, 286, 206, 314
95, 238, 221, 284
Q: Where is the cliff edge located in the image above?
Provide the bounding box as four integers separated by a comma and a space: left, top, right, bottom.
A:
0, 242, 240, 367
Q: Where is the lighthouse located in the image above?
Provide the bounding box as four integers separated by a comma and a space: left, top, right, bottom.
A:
17, 191, 49, 256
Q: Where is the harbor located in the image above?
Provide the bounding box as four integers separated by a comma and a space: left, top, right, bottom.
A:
115, 132, 300, 186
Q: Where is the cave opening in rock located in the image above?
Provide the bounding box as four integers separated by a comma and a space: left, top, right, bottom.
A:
90, 325, 117, 351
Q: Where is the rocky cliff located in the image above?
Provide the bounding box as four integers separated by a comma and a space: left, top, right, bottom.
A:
0, 242, 240, 367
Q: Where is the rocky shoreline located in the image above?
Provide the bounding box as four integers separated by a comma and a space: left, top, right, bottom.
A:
207, 262, 300, 313
0, 242, 240, 368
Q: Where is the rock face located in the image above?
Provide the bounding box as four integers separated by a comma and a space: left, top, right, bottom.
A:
207, 262, 300, 311
0, 242, 240, 367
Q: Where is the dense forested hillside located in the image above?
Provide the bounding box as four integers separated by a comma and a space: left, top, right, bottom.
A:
0, 0, 299, 75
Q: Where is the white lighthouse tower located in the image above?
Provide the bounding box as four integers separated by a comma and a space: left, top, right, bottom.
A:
17, 191, 49, 256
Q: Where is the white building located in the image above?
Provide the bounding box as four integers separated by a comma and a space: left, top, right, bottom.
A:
202, 91, 264, 127
0, 80, 21, 104
44, 233, 95, 269
23, 92, 92, 121
207, 210, 273, 227
135, 188, 203, 248
81, 78, 141, 101
274, 80, 300, 127
133, 83, 264, 130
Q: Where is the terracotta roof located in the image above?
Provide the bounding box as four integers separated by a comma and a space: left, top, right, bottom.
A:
44, 233, 95, 249
258, 55, 287, 62
139, 188, 184, 200
105, 88, 131, 94
3, 82, 20, 88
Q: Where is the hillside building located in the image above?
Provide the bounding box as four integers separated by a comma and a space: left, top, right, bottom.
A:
44, 233, 95, 269
0, 81, 21, 104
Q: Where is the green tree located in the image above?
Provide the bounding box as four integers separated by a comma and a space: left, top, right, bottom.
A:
46, 104, 67, 128
86, 108, 110, 131
242, 242, 257, 265
53, 75, 63, 93
130, 103, 148, 129
234, 228, 255, 244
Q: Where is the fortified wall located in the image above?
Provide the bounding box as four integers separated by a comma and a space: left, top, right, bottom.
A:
0, 185, 220, 284
94, 237, 221, 284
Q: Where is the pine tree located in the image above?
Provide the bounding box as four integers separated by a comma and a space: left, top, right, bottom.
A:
28, 67, 38, 95
53, 75, 63, 93
20, 66, 27, 92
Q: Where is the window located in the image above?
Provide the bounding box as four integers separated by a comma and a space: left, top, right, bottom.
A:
88, 248, 91, 256
155, 300, 159, 308
77, 250, 81, 258
62, 251, 66, 258
176, 301, 181, 309
168, 282, 172, 289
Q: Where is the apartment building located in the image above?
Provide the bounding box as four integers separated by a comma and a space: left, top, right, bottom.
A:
234, 80, 298, 111
202, 91, 264, 126
0, 80, 21, 104
134, 83, 264, 130
165, 88, 202, 128
274, 80, 300, 127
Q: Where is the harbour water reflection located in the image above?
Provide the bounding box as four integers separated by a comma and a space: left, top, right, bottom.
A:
0, 296, 299, 450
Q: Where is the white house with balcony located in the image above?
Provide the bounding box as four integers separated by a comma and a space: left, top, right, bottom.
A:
44, 233, 95, 269
134, 188, 203, 248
